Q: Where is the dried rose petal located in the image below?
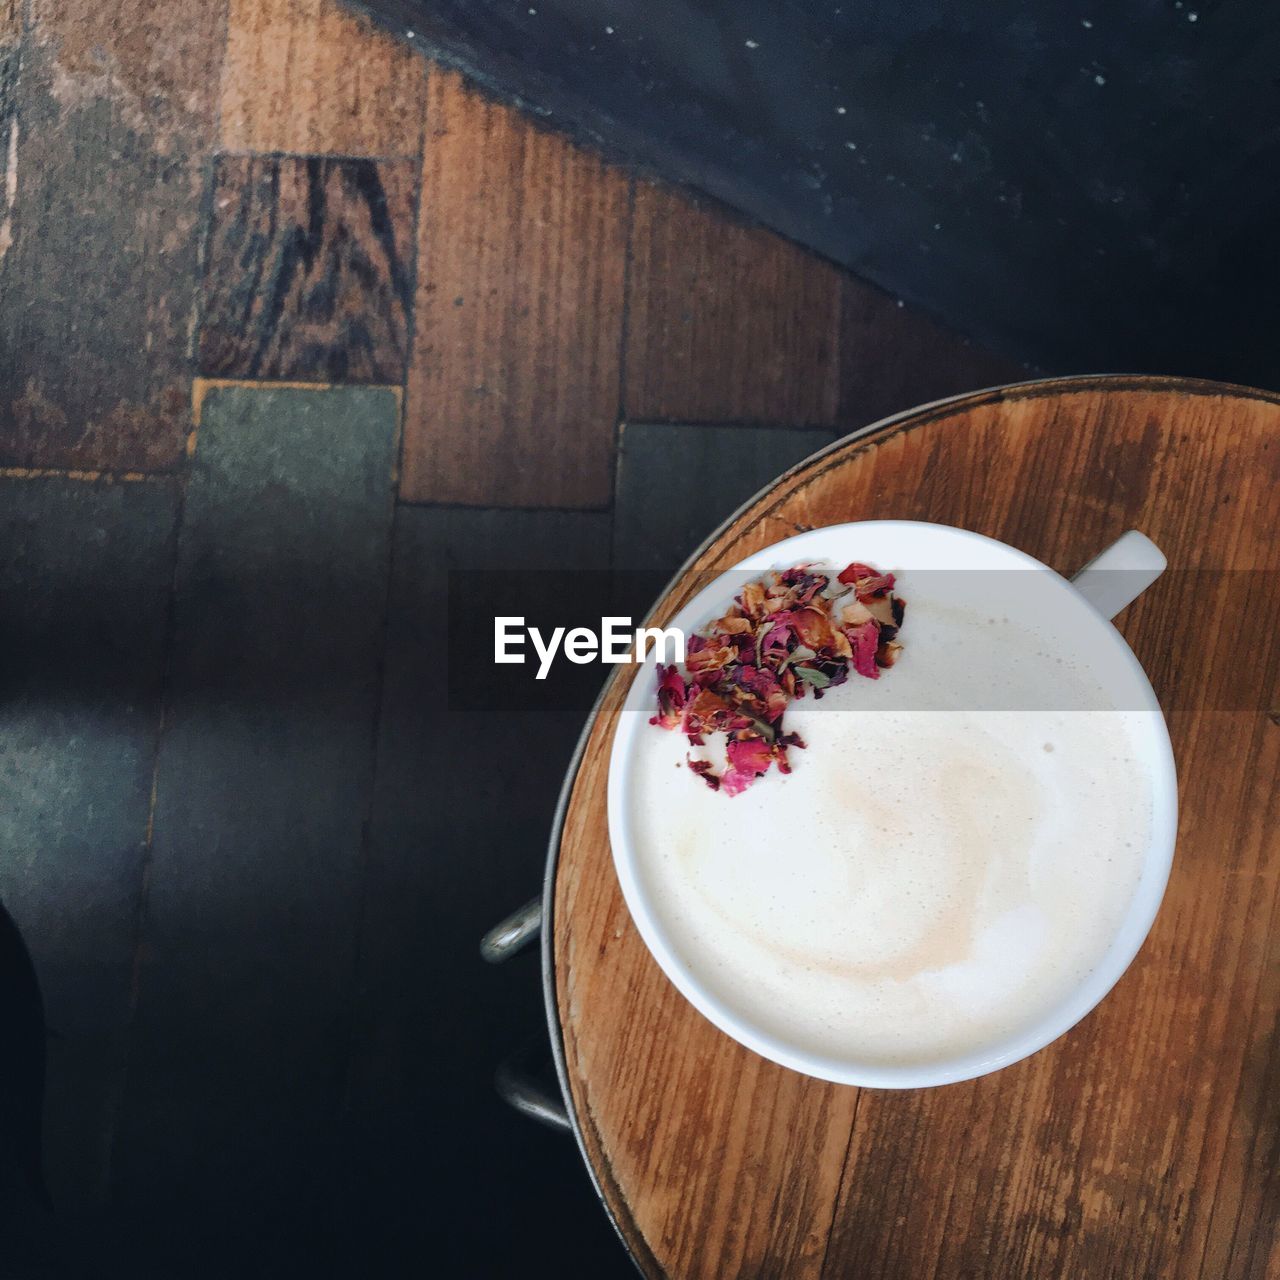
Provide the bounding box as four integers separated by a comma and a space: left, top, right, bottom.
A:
758, 618, 793, 668
732, 664, 788, 723
774, 730, 806, 773
846, 618, 881, 679
654, 558, 904, 794
777, 567, 830, 605
715, 612, 754, 636
682, 687, 751, 739
876, 639, 903, 668
720, 735, 775, 796
863, 594, 898, 627
685, 635, 737, 682
789, 605, 837, 651
839, 598, 874, 628
687, 756, 720, 790
740, 580, 767, 620
650, 665, 688, 729
838, 562, 896, 599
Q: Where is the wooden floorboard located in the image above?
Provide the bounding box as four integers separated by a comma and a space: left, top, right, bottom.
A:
219, 0, 426, 156
399, 69, 631, 509
343, 503, 628, 1273
0, 11, 16, 267
612, 421, 836, 575
0, 477, 179, 1208
198, 155, 417, 382
838, 276, 1029, 426
111, 387, 398, 1253
0, 0, 224, 471
623, 182, 844, 426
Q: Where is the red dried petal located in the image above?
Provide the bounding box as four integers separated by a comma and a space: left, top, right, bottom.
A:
773, 730, 806, 773
685, 634, 737, 681
687, 757, 720, 790
720, 735, 774, 796
649, 664, 688, 729
758, 617, 794, 668
739, 580, 768, 620
657, 558, 903, 795
876, 639, 903, 668
732, 664, 788, 722
777, 567, 830, 605
838, 562, 896, 599
845, 619, 881, 679
715, 613, 754, 635
718, 771, 756, 798
789, 605, 836, 651
682, 688, 750, 738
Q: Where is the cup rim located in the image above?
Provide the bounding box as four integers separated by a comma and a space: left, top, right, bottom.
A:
606, 519, 1179, 1089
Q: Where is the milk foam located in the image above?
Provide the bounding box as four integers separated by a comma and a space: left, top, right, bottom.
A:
627, 588, 1156, 1067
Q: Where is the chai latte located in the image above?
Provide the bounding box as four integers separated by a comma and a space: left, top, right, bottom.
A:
626, 583, 1156, 1067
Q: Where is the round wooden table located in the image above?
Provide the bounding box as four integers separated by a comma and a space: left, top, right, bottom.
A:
546, 376, 1280, 1279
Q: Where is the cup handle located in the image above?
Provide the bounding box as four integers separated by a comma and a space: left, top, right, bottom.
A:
1070, 530, 1167, 622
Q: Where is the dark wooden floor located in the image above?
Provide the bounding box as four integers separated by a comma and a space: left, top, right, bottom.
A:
0, 0, 1023, 1273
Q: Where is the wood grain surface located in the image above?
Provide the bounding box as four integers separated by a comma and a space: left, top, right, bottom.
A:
553, 377, 1280, 1280
0, 0, 16, 265
0, 24, 15, 278
613, 422, 836, 574
0, 478, 179, 1207
199, 155, 416, 382
624, 182, 843, 426
837, 279, 1027, 427
400, 69, 630, 509
112, 386, 400, 1214
220, 0, 425, 155
0, 0, 1022, 489
0, 0, 223, 470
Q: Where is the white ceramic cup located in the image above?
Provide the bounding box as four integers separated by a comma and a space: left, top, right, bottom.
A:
607, 521, 1178, 1088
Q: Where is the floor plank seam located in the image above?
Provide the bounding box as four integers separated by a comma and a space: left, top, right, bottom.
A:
815, 1088, 862, 1280
213, 147, 424, 163
190, 147, 220, 370
388, 65, 432, 498
335, 495, 403, 1122
97, 466, 191, 1200
393, 494, 614, 516
616, 414, 854, 431
609, 176, 639, 520
192, 378, 403, 428
0, 468, 176, 483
